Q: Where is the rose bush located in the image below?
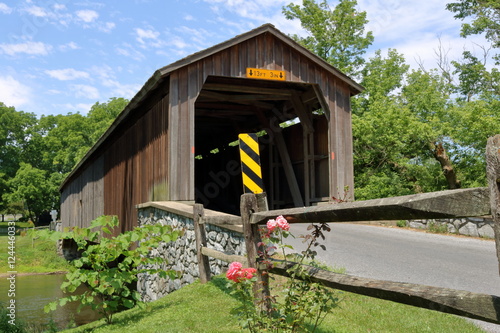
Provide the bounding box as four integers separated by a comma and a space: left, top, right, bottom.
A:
227, 215, 339, 332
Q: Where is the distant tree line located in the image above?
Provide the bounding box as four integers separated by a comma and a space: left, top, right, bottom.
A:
0, 98, 128, 224
1, 0, 498, 223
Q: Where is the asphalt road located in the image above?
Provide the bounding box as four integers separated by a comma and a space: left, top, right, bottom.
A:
283, 223, 500, 332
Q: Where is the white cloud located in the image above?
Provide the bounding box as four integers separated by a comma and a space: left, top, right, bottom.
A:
0, 3, 12, 14
116, 43, 145, 61
59, 41, 80, 51
168, 35, 189, 49
75, 9, 99, 23
71, 84, 100, 99
89, 64, 141, 98
45, 68, 90, 81
135, 27, 160, 45
53, 4, 66, 11
99, 21, 116, 33
24, 5, 48, 17
184, 14, 194, 21
0, 75, 32, 108
0, 41, 52, 56
58, 103, 94, 114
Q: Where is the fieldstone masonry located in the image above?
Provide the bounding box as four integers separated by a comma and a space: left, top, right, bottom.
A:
408, 216, 494, 238
136, 206, 246, 302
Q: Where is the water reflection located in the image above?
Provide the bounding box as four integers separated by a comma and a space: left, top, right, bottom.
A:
0, 274, 101, 330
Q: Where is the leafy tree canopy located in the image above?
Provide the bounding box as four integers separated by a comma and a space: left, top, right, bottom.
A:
446, 0, 500, 50
283, 0, 374, 77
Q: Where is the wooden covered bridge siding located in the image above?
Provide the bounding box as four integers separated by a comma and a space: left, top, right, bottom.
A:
61, 85, 170, 234
59, 24, 361, 233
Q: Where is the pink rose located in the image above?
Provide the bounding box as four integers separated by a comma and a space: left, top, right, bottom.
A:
276, 215, 290, 231
226, 262, 243, 282
226, 262, 256, 282
242, 267, 257, 280
267, 219, 278, 232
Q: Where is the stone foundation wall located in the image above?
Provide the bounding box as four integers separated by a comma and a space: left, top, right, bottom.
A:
408, 216, 494, 238
136, 206, 245, 302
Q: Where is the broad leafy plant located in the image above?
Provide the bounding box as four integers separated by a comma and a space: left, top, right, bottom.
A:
45, 215, 182, 324
227, 216, 339, 332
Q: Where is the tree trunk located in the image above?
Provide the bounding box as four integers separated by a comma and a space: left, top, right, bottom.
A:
431, 142, 461, 189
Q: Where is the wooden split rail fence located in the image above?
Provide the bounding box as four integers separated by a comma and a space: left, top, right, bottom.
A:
191, 134, 500, 325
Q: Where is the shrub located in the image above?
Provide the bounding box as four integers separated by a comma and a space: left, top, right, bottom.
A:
45, 215, 182, 324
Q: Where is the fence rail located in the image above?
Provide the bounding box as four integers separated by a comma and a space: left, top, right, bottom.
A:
191, 134, 500, 325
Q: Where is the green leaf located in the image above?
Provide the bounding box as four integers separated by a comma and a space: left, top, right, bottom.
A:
123, 299, 135, 308
44, 302, 57, 313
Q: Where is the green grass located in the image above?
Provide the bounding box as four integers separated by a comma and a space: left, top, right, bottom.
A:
0, 221, 33, 228
0, 233, 71, 274
64, 276, 485, 333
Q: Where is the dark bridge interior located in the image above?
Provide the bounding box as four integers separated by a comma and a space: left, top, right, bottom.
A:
194, 75, 331, 215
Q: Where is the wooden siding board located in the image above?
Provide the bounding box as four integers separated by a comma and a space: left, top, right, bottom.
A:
328, 79, 338, 200
265, 32, 274, 69
248, 37, 257, 68
178, 66, 190, 200
168, 71, 180, 200
282, 44, 291, 81
238, 41, 248, 74
290, 50, 300, 82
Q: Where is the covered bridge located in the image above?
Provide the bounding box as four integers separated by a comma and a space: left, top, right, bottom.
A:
59, 24, 363, 234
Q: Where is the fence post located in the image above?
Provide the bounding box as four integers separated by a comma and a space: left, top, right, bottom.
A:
486, 135, 500, 276
194, 203, 211, 283
241, 193, 271, 308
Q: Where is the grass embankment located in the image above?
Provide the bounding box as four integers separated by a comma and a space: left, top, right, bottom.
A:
65, 276, 484, 333
0, 230, 71, 274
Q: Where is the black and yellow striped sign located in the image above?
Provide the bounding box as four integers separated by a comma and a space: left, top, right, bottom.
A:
239, 133, 264, 194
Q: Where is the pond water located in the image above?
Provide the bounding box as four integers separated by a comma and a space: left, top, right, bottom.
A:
0, 274, 101, 330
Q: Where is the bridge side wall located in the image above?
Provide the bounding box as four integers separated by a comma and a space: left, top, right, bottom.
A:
408, 216, 494, 238
136, 206, 246, 302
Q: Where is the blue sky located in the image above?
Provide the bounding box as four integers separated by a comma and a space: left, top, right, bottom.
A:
0, 0, 489, 117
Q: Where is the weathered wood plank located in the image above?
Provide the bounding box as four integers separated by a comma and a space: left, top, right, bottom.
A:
251, 187, 490, 225
241, 193, 271, 307
268, 260, 500, 324
200, 247, 247, 266
486, 135, 500, 275
194, 204, 211, 283
272, 128, 304, 207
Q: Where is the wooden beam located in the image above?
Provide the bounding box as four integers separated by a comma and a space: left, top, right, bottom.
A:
273, 130, 304, 207
268, 260, 500, 324
201, 90, 291, 101
291, 95, 313, 133
200, 246, 247, 266
241, 193, 271, 306
312, 84, 331, 121
255, 109, 304, 207
202, 83, 295, 96
251, 187, 490, 224
486, 135, 500, 275
304, 131, 310, 207
193, 204, 211, 283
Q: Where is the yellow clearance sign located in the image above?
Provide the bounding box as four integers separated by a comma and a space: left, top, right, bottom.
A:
246, 67, 286, 81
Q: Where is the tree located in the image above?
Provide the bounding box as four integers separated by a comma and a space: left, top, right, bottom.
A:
451, 50, 500, 101
0, 104, 37, 218
6, 163, 53, 224
446, 0, 500, 50
283, 0, 374, 76
87, 97, 129, 143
